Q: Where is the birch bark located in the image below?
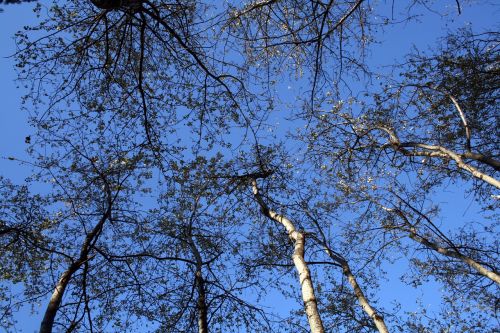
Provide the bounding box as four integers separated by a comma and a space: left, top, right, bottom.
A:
251, 179, 325, 333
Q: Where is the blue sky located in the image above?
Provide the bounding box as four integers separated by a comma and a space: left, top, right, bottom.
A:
1, 3, 34, 184
0, 1, 498, 332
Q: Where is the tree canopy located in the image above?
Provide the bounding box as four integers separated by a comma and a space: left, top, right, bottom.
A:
1, 1, 498, 332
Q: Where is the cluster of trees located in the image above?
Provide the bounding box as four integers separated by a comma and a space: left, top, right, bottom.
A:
0, 1, 498, 332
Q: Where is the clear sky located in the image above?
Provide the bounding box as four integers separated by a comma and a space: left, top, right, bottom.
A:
1, 3, 34, 184
0, 1, 498, 332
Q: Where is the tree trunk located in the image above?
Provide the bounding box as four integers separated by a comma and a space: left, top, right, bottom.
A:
320, 243, 390, 333
187, 230, 209, 333
39, 207, 110, 333
251, 179, 325, 333
195, 270, 208, 333
342, 263, 389, 333
292, 231, 325, 333
39, 267, 76, 333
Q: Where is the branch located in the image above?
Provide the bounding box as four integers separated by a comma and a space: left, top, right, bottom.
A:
383, 206, 500, 285
448, 94, 470, 151
373, 125, 500, 189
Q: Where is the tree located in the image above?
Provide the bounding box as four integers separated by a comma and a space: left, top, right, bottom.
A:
302, 28, 499, 330
1, 1, 498, 332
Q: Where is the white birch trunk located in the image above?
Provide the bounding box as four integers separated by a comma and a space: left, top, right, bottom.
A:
251, 180, 325, 333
